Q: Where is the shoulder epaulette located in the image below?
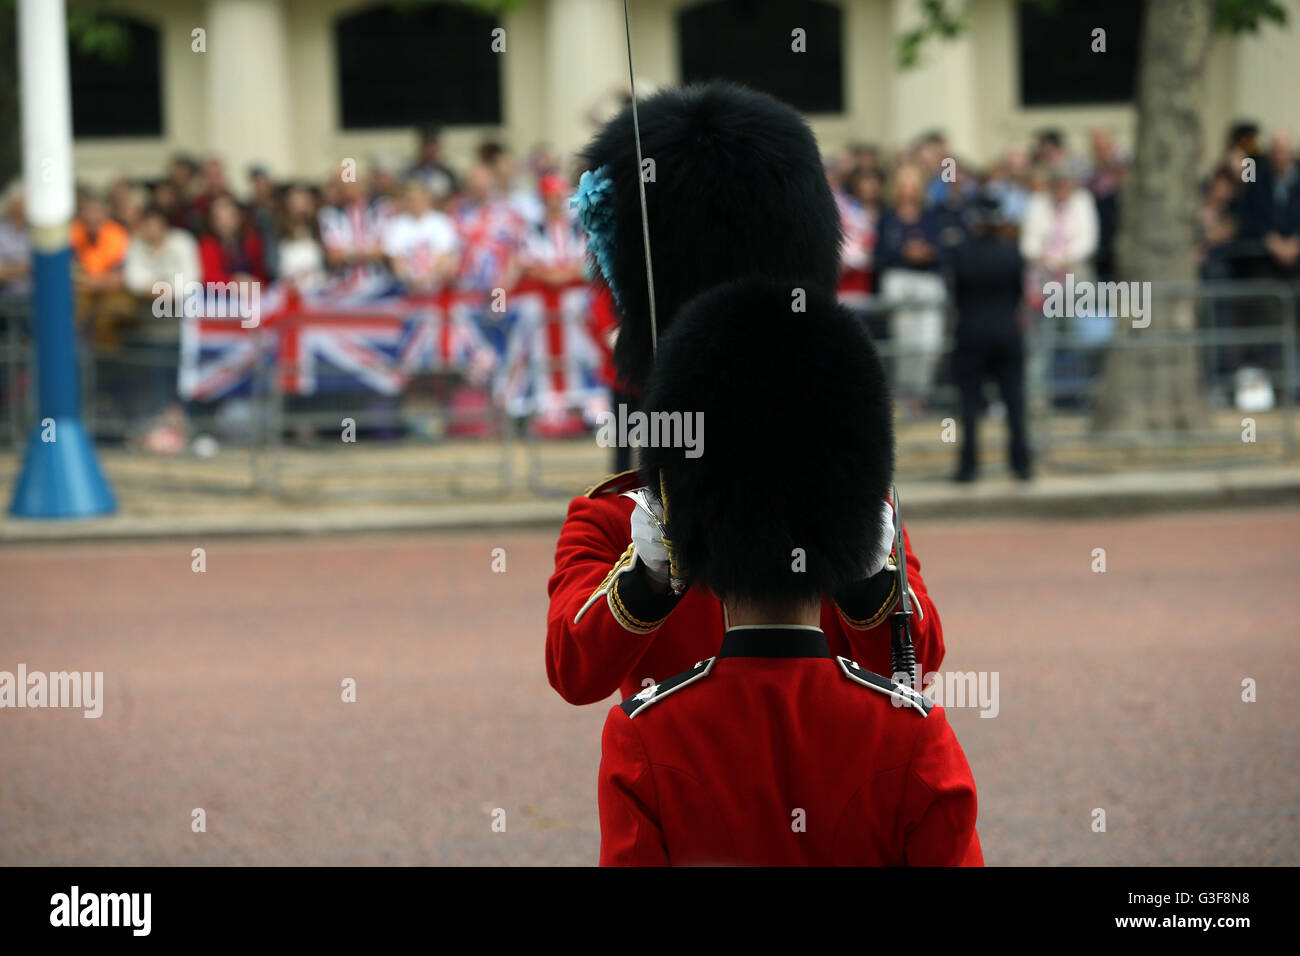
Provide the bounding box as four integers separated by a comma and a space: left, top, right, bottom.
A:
835, 656, 932, 717
619, 658, 716, 718
583, 469, 643, 498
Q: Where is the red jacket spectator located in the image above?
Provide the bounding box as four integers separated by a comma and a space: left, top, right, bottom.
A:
198, 195, 267, 283
198, 230, 266, 284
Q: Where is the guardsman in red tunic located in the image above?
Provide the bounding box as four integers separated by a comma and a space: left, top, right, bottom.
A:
598, 279, 982, 866
548, 82, 943, 705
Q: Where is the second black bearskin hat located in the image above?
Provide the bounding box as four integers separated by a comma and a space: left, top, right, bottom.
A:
579, 82, 842, 390
639, 278, 895, 606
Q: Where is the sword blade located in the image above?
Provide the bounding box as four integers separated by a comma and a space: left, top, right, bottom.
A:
892, 483, 913, 616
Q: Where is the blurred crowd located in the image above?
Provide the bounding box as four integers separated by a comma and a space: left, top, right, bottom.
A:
0, 123, 588, 349
825, 120, 1300, 478
828, 120, 1300, 299
0, 115, 1296, 471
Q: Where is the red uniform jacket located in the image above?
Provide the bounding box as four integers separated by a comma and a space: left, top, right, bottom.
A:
598, 626, 982, 866
546, 471, 944, 704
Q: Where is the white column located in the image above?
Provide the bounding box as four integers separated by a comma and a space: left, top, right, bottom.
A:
19, 0, 74, 234
1232, 0, 1300, 137
544, 0, 629, 163
205, 0, 295, 185
888, 0, 979, 157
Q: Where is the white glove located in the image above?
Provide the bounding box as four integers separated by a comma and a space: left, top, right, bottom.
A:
869, 500, 896, 578
623, 490, 671, 583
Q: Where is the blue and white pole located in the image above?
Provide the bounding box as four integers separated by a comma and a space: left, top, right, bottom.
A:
9, 0, 115, 517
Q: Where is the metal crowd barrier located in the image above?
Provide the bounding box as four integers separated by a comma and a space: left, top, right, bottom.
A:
1034, 279, 1297, 469
2, 278, 1296, 502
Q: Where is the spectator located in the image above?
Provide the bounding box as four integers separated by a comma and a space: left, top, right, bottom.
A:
124, 204, 201, 297
1198, 166, 1243, 384
151, 180, 188, 232
825, 155, 848, 198
839, 166, 884, 300
0, 181, 31, 302
933, 157, 973, 251
847, 142, 883, 176
492, 142, 545, 228
1021, 162, 1100, 405
198, 194, 266, 285
246, 165, 280, 277
454, 162, 524, 294
520, 173, 586, 285
1033, 129, 1066, 168
876, 162, 947, 405
368, 155, 403, 219
949, 195, 1031, 482
318, 176, 388, 289
191, 155, 233, 225
381, 181, 459, 292
71, 190, 132, 347
1223, 121, 1262, 183
912, 130, 947, 203
275, 184, 326, 290
1020, 162, 1099, 290
72, 191, 128, 290
164, 154, 202, 232
120, 205, 200, 429
525, 143, 561, 179
985, 146, 1032, 225
108, 177, 146, 233
1198, 166, 1240, 275
1260, 133, 1300, 279
166, 153, 200, 200
408, 122, 458, 202
1085, 129, 1129, 280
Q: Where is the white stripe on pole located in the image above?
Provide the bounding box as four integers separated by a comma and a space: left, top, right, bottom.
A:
18, 0, 75, 229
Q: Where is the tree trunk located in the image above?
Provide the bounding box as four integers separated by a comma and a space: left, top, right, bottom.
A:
1093, 0, 1213, 433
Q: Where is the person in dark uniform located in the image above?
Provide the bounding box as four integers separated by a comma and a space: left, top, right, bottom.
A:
949, 194, 1031, 482
597, 278, 983, 866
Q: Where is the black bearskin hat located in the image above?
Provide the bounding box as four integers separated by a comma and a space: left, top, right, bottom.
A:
639, 277, 894, 606
578, 82, 842, 390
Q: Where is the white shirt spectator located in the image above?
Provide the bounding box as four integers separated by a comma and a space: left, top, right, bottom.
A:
276, 236, 326, 289
124, 227, 200, 296
382, 210, 458, 261
1020, 188, 1099, 273
382, 209, 459, 288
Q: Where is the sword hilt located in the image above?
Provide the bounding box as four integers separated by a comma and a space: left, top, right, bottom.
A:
891, 613, 916, 691
658, 470, 685, 594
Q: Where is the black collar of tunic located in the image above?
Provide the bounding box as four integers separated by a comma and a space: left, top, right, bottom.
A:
717, 627, 831, 660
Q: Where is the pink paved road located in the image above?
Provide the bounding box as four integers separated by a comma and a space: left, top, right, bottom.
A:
1, 507, 1297, 865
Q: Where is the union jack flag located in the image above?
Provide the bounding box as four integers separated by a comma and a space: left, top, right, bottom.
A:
180, 285, 501, 399
495, 280, 609, 422
178, 314, 275, 402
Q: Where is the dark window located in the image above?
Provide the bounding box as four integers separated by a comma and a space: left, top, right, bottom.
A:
1018, 0, 1144, 106
678, 0, 843, 114
69, 16, 162, 137
336, 2, 502, 128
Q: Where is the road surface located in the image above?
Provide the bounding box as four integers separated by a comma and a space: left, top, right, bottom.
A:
1, 507, 1296, 865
